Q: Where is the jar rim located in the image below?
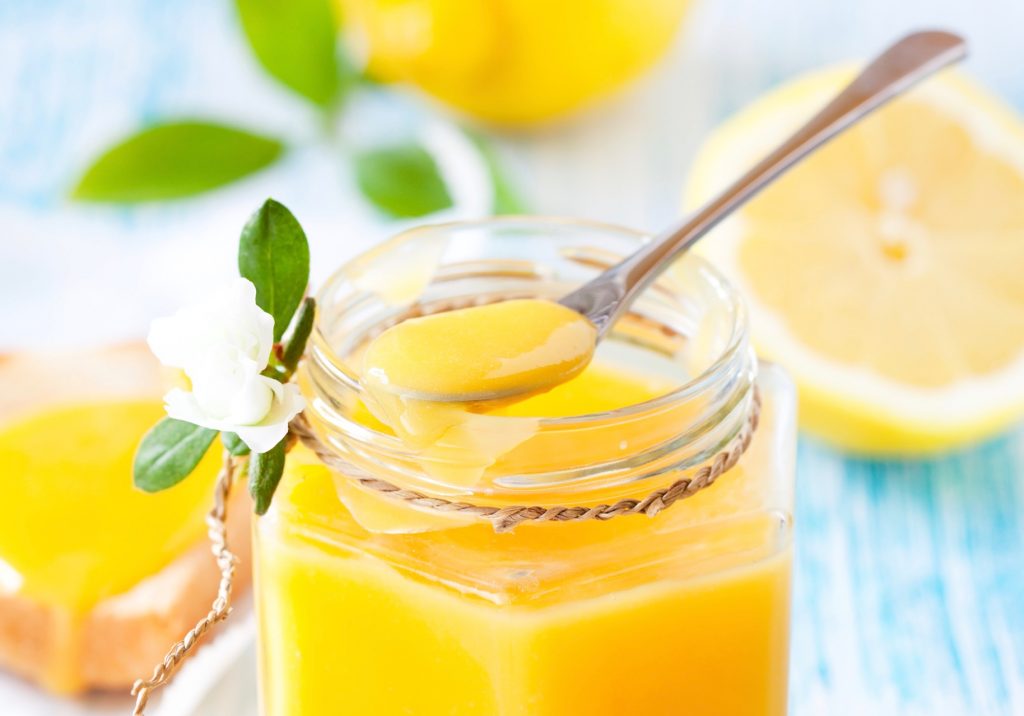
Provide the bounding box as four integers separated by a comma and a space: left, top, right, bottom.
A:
310, 215, 751, 430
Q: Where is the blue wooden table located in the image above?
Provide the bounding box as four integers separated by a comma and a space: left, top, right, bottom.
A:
1, 1, 1022, 714
793, 436, 1023, 714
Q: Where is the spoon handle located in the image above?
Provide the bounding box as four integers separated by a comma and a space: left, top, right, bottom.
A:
561, 30, 967, 335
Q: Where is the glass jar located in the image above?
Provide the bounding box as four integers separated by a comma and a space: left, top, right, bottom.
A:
254, 218, 796, 716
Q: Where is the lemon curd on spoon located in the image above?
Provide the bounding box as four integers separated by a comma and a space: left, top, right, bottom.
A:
362, 298, 597, 404
360, 298, 597, 461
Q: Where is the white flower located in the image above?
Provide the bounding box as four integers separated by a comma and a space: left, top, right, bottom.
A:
147, 278, 305, 453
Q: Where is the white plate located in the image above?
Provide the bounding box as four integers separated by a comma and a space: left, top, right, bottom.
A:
1, 597, 258, 716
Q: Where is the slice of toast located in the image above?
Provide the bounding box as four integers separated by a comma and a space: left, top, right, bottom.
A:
0, 344, 251, 694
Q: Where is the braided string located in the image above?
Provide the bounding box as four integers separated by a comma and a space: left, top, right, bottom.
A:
290, 387, 761, 534
130, 451, 239, 716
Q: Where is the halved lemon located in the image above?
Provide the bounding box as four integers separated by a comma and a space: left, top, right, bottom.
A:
685, 68, 1024, 454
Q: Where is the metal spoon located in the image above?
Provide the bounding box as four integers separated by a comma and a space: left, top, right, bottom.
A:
560, 30, 967, 336
367, 31, 966, 406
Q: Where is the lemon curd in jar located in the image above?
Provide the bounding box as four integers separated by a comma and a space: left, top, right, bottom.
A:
254, 219, 797, 715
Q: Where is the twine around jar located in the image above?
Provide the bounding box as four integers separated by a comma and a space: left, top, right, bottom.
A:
130, 389, 759, 713
291, 387, 761, 533
131, 451, 239, 716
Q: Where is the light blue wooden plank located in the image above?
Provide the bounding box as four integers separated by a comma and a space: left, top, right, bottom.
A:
793, 431, 1024, 714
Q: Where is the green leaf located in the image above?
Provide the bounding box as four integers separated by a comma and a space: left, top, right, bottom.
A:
249, 438, 287, 515
239, 199, 311, 342
353, 143, 454, 218
222, 432, 252, 457
281, 297, 316, 371
465, 130, 529, 214
134, 418, 219, 492
71, 121, 284, 202
235, 0, 343, 108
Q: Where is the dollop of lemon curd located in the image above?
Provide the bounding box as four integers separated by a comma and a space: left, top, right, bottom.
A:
360, 299, 599, 472
363, 299, 597, 402
0, 401, 221, 613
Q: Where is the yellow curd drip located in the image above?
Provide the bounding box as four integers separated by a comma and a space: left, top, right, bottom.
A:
257, 350, 792, 715
0, 401, 221, 612
339, 360, 674, 532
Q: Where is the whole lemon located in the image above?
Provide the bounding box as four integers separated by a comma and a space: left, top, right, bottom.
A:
339, 0, 690, 125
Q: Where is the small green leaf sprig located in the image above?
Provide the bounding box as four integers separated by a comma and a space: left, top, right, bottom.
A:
133, 199, 314, 514
71, 0, 525, 217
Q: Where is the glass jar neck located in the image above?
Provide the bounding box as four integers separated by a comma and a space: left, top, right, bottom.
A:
301, 218, 756, 508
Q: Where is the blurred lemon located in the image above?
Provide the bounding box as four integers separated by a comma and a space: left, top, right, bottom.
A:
685, 68, 1024, 455
338, 0, 690, 124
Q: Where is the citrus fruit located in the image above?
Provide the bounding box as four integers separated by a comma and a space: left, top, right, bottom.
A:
684, 68, 1024, 454
339, 0, 690, 125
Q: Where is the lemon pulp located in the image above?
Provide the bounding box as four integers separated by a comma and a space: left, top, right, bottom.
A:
686, 68, 1024, 452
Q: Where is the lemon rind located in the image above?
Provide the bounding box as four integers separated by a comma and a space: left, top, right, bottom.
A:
684, 67, 1024, 447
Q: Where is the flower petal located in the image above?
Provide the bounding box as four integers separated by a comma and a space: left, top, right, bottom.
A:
263, 381, 306, 425
233, 422, 290, 454
186, 349, 242, 420
163, 388, 223, 431
228, 374, 276, 426
234, 382, 305, 453
225, 278, 275, 366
